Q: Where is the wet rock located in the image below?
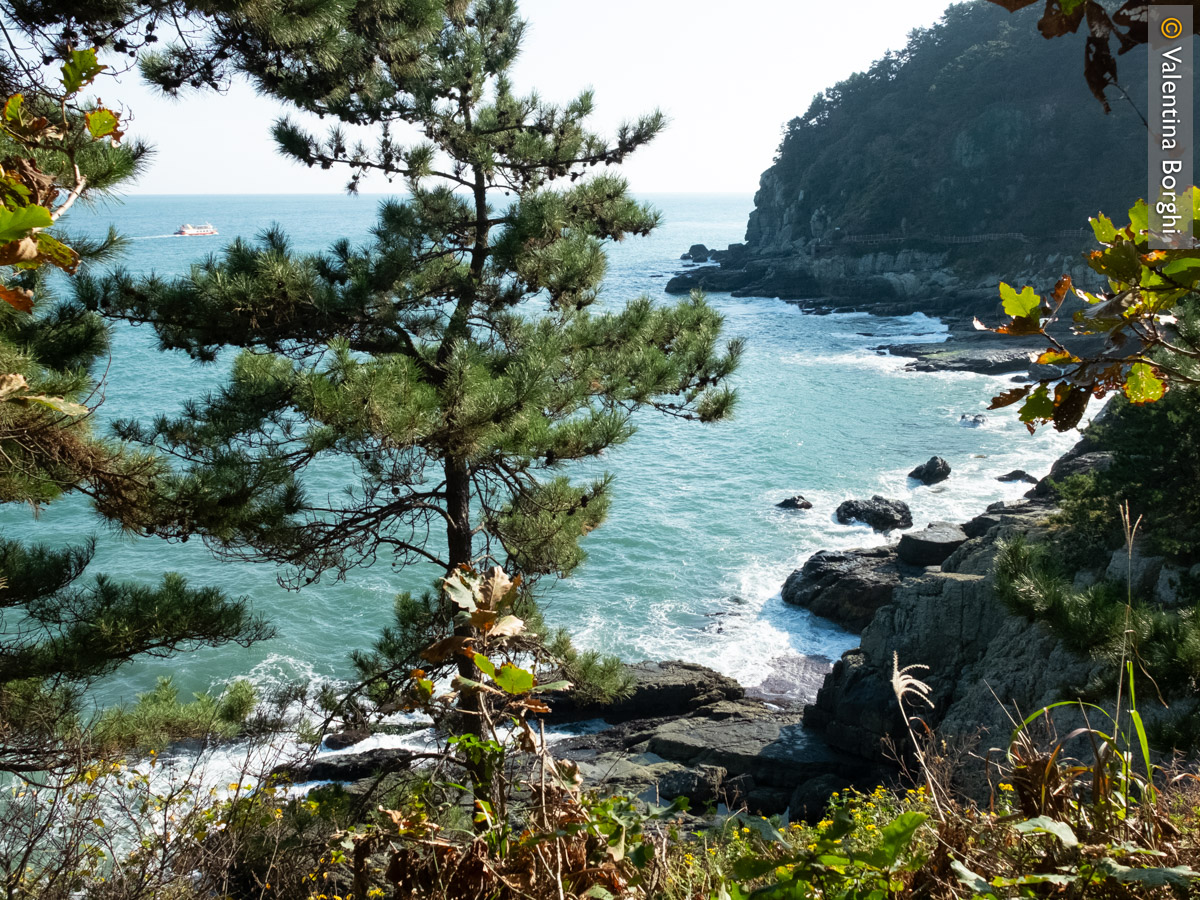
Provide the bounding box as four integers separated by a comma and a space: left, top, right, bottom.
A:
959, 414, 987, 427
835, 496, 913, 532
908, 456, 951, 485
997, 469, 1038, 484
688, 243, 710, 263
277, 747, 414, 784
747, 654, 835, 705
781, 548, 901, 632
550, 660, 743, 723
897, 522, 969, 567
323, 727, 371, 751
776, 495, 813, 510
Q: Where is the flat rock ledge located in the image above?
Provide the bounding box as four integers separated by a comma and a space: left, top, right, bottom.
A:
548, 660, 743, 723
276, 660, 872, 819
896, 522, 968, 567
553, 693, 872, 817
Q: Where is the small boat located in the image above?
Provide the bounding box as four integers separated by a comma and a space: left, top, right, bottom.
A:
175, 223, 218, 236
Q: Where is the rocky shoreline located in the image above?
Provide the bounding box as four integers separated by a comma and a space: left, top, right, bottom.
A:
668, 249, 1108, 381
303, 437, 1164, 820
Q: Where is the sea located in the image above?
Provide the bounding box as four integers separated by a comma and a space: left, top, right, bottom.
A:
15, 193, 1080, 714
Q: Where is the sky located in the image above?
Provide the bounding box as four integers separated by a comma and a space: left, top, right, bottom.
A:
116, 0, 960, 195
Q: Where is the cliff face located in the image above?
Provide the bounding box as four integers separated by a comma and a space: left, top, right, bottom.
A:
670, 1, 1148, 317
798, 444, 1200, 800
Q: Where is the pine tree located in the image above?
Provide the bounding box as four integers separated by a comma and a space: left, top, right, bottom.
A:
90, 0, 741, 747
0, 40, 269, 772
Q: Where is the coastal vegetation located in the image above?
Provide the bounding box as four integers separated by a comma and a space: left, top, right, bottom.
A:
0, 39, 269, 774
0, 1, 1198, 899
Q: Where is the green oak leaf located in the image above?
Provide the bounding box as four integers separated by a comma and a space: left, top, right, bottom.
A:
951, 859, 993, 895
1088, 241, 1141, 283
472, 652, 496, 679
1014, 815, 1078, 847
874, 811, 928, 868
1090, 213, 1117, 244
85, 108, 120, 140
442, 571, 477, 612
1098, 859, 1198, 887
1127, 199, 1149, 237
19, 394, 88, 416
0, 204, 52, 243
2, 94, 22, 123
61, 48, 105, 95
35, 233, 79, 273
999, 282, 1041, 319
1125, 363, 1165, 404
1019, 385, 1055, 432
1163, 256, 1200, 283
492, 662, 534, 695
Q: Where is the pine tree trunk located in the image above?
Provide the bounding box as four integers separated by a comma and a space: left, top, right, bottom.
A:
444, 454, 505, 825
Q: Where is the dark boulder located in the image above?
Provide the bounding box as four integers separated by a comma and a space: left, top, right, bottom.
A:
781, 548, 900, 632
805, 649, 903, 765
276, 747, 414, 784
790, 774, 855, 823
655, 764, 727, 806
550, 660, 743, 723
687, 243, 710, 262
776, 495, 813, 510
908, 456, 951, 485
1030, 450, 1115, 497
959, 414, 987, 427
997, 469, 1038, 484
835, 496, 913, 532
323, 727, 371, 751
896, 522, 969, 567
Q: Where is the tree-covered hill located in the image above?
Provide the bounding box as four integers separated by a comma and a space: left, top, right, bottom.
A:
750, 0, 1146, 246
670, 0, 1154, 310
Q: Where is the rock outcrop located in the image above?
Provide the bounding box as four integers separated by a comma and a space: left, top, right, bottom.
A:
908, 456, 951, 485
776, 495, 813, 510
896, 522, 968, 567
553, 691, 870, 815
550, 660, 744, 723
997, 469, 1038, 484
835, 496, 913, 532
799, 440, 1200, 800
781, 548, 902, 633
805, 497, 1107, 798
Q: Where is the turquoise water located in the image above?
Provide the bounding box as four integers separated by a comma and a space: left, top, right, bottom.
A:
14, 194, 1079, 709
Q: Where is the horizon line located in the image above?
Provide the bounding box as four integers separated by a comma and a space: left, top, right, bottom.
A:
119, 190, 757, 197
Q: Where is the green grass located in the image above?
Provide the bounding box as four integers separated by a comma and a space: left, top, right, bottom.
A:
90, 676, 258, 755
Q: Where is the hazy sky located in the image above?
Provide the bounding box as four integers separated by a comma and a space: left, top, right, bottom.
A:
117, 0, 960, 195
